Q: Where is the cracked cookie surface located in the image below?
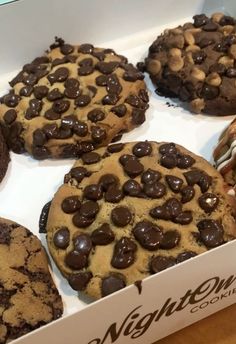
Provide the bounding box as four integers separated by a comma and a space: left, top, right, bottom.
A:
46, 141, 236, 299
0, 38, 148, 159
0, 218, 63, 344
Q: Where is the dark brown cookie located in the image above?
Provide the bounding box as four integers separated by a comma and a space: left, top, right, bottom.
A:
46, 141, 236, 299
0, 218, 63, 344
0, 38, 148, 159
145, 13, 236, 116
0, 125, 10, 183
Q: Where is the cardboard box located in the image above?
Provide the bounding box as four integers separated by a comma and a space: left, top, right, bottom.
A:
0, 0, 236, 343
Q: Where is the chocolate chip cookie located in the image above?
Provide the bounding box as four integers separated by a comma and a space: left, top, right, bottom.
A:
213, 117, 236, 190
0, 126, 10, 183
145, 13, 236, 115
0, 217, 63, 344
46, 141, 236, 299
0, 38, 148, 159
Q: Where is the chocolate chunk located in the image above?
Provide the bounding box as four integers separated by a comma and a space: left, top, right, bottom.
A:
20, 86, 33, 97
209, 63, 226, 75
193, 14, 209, 27
111, 237, 137, 269
39, 201, 51, 233
60, 44, 74, 55
219, 15, 235, 26
61, 196, 81, 213
87, 109, 105, 122
82, 152, 100, 164
44, 109, 61, 120
52, 99, 70, 114
150, 256, 176, 273
87, 86, 97, 98
47, 88, 63, 101
174, 211, 193, 225
9, 70, 24, 87
96, 61, 119, 74
106, 74, 122, 94
143, 181, 166, 198
102, 93, 119, 105
133, 221, 163, 250
91, 126, 107, 143
47, 67, 69, 84
69, 166, 90, 183
3, 93, 21, 107
132, 108, 146, 125
91, 223, 115, 245
68, 272, 92, 291
192, 51, 207, 64
105, 185, 123, 203
199, 174, 212, 193
72, 214, 94, 228
73, 121, 88, 137
123, 159, 144, 178
78, 64, 94, 76
61, 115, 77, 129
176, 251, 197, 263
177, 154, 195, 168
99, 174, 118, 191
111, 104, 127, 117
165, 198, 182, 218
32, 146, 50, 159
78, 44, 94, 54
226, 68, 236, 78
75, 94, 91, 107
199, 38, 215, 48
119, 154, 136, 166
65, 78, 80, 89
139, 89, 149, 103
73, 234, 92, 255
200, 84, 219, 100
180, 185, 195, 203
141, 169, 161, 184
53, 227, 70, 249
34, 85, 49, 99
184, 170, 202, 185
3, 109, 17, 124
160, 154, 177, 169
159, 143, 177, 155
64, 86, 80, 101
111, 206, 132, 227
23, 73, 38, 86
65, 250, 88, 269
101, 275, 126, 297
96, 75, 108, 86
92, 51, 105, 61
132, 141, 152, 157
198, 193, 219, 213
150, 206, 171, 220
165, 175, 183, 192
197, 219, 224, 248
79, 201, 99, 218
107, 143, 125, 153
160, 230, 180, 249
33, 129, 47, 146
83, 184, 103, 201
202, 21, 218, 31
123, 179, 141, 196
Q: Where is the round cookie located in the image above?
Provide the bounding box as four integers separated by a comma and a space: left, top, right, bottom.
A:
46, 141, 236, 299
213, 117, 236, 190
0, 125, 10, 183
0, 217, 63, 343
0, 38, 148, 159
145, 13, 236, 115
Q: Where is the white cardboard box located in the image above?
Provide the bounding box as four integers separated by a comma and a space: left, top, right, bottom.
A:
0, 0, 236, 343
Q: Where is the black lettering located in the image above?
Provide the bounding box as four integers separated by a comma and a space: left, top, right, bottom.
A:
220, 290, 231, 299
130, 310, 159, 338
123, 314, 139, 336
88, 340, 100, 344
232, 288, 236, 294
155, 298, 177, 322
214, 275, 236, 294
210, 297, 219, 304
174, 289, 192, 311
199, 301, 209, 309
190, 306, 198, 313
190, 277, 219, 303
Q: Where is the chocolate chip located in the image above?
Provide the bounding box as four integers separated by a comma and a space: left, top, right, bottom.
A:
105, 185, 123, 203
203, 21, 218, 31
165, 198, 182, 218
106, 74, 122, 94
83, 184, 103, 201
72, 214, 94, 228
160, 154, 177, 169
60, 44, 74, 55
65, 250, 88, 270
52, 99, 70, 114
73, 121, 88, 137
61, 196, 81, 213
9, 70, 24, 87
55, 127, 72, 140
92, 51, 105, 61
53, 227, 70, 249
3, 109, 17, 124
111, 206, 132, 227
144, 182, 166, 198
150, 206, 170, 221
87, 85, 97, 98
107, 143, 125, 153
3, 93, 21, 107
47, 67, 69, 84
159, 143, 177, 155
176, 251, 197, 263
91, 224, 115, 245
87, 109, 105, 122
68, 272, 92, 291
199, 38, 215, 48
197, 219, 224, 248
82, 152, 100, 164
73, 234, 92, 255
65, 78, 80, 89
33, 129, 47, 146
141, 169, 161, 184
119, 154, 136, 166
150, 256, 176, 273
193, 14, 209, 27
177, 154, 195, 169
209, 63, 226, 75
23, 73, 38, 86
192, 51, 207, 64
111, 237, 137, 269
19, 86, 33, 97
39, 201, 51, 233
75, 94, 91, 107
111, 104, 127, 117
132, 108, 146, 125
133, 221, 164, 250
180, 185, 195, 203
226, 68, 236, 78
198, 174, 212, 192
200, 84, 219, 100
101, 275, 126, 297
91, 126, 107, 143
96, 61, 119, 74
160, 230, 180, 249
69, 166, 90, 183
78, 44, 94, 54
123, 179, 141, 196
78, 65, 94, 76
79, 201, 99, 218
61, 115, 77, 129
99, 174, 118, 191
34, 85, 49, 99
95, 75, 108, 86
102, 93, 119, 105
123, 159, 144, 178
47, 88, 63, 101
184, 170, 202, 185
219, 15, 235, 26
132, 141, 152, 157
32, 146, 50, 159
166, 175, 183, 192
198, 193, 219, 213
44, 109, 61, 120
174, 211, 193, 225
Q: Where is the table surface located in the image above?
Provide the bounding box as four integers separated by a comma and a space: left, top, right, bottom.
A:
153, 304, 236, 344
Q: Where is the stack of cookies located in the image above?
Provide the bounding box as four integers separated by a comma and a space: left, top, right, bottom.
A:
1, 12, 236, 343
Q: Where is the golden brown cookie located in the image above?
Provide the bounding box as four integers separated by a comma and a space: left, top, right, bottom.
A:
144, 13, 236, 115
0, 38, 148, 159
0, 218, 63, 344
46, 141, 236, 299
0, 126, 10, 183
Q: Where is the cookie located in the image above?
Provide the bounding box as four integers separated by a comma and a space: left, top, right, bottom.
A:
213, 117, 236, 190
0, 126, 10, 183
0, 38, 148, 159
144, 13, 236, 116
0, 218, 63, 343
46, 141, 236, 299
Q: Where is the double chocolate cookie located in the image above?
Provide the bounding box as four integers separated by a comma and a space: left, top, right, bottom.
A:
145, 13, 236, 115
0, 38, 148, 159
0, 218, 63, 343
46, 141, 236, 299
0, 126, 10, 183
